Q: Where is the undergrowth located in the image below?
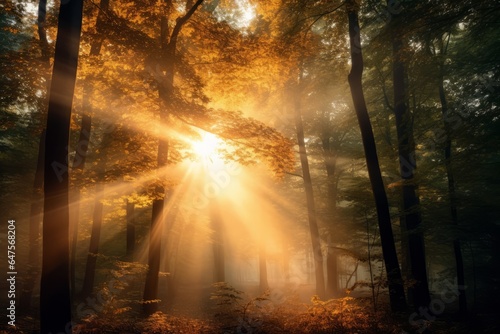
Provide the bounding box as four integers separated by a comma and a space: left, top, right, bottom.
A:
2, 277, 478, 333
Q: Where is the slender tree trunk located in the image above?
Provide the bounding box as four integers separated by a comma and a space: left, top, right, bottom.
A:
40, 0, 83, 332
390, 15, 430, 309
437, 52, 467, 316
321, 136, 340, 299
126, 199, 136, 257
326, 237, 339, 298
142, 0, 204, 315
292, 80, 326, 299
259, 240, 269, 293
70, 0, 109, 299
70, 113, 91, 297
163, 195, 180, 301
79, 128, 112, 299
282, 239, 290, 283
345, 1, 406, 311
211, 202, 225, 282
143, 197, 165, 314
80, 198, 104, 298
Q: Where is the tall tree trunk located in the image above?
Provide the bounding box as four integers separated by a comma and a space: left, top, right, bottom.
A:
321, 136, 340, 298
211, 202, 225, 282
142, 0, 204, 315
70, 0, 109, 299
292, 80, 326, 299
163, 192, 180, 301
40, 0, 83, 332
80, 129, 112, 299
70, 114, 91, 297
326, 236, 339, 298
80, 198, 104, 298
126, 199, 136, 257
143, 197, 165, 314
259, 240, 269, 293
390, 10, 430, 309
19, 0, 50, 313
345, 1, 406, 311
437, 37, 466, 315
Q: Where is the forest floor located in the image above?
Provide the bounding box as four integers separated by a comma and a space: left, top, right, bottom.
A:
2, 283, 498, 333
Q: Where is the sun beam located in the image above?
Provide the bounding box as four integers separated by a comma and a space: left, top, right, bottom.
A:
191, 132, 222, 163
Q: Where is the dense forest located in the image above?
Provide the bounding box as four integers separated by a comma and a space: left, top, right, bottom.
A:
1, 0, 499, 333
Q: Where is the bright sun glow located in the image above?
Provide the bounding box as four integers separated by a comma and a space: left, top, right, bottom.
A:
192, 132, 221, 162
236, 0, 256, 29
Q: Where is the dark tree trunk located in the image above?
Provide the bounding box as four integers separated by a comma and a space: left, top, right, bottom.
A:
80, 199, 103, 298
40, 0, 83, 332
390, 17, 430, 309
126, 199, 136, 257
143, 198, 165, 314
437, 45, 466, 315
346, 1, 406, 311
293, 81, 326, 299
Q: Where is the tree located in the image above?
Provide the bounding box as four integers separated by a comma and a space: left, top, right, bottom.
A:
143, 0, 205, 315
70, 0, 110, 297
431, 31, 467, 316
292, 76, 326, 299
388, 0, 431, 310
345, 0, 406, 312
40, 0, 84, 332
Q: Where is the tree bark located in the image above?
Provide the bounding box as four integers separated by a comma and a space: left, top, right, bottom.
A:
390, 12, 430, 309
293, 80, 326, 299
40, 0, 83, 332
345, 1, 406, 311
